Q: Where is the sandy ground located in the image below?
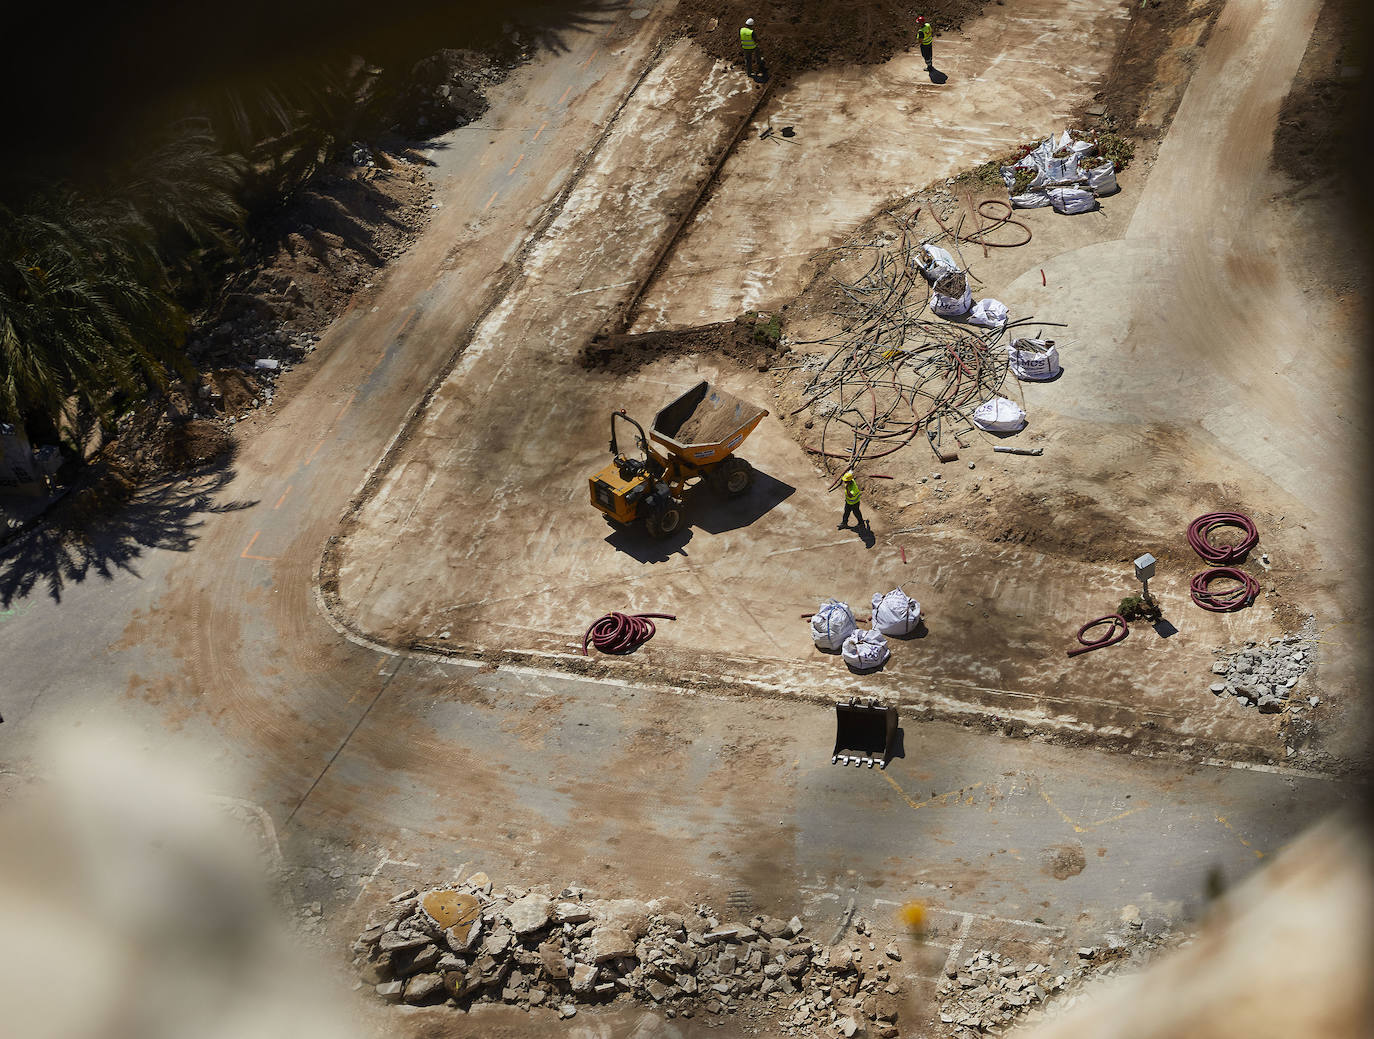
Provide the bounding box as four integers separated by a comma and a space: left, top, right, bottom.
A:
630, 0, 1134, 330
325, 0, 1361, 768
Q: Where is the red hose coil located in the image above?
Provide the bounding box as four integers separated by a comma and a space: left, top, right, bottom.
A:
582, 612, 676, 655
1066, 614, 1130, 657
1189, 568, 1259, 612
1187, 512, 1258, 564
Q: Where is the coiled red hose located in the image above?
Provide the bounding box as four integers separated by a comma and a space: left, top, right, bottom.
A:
582, 612, 676, 655
1190, 568, 1259, 612
1187, 512, 1258, 564
1066, 614, 1130, 657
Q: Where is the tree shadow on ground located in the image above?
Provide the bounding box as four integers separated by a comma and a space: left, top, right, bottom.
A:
0, 463, 256, 607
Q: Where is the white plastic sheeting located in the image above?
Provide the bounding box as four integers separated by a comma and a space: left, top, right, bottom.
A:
811, 599, 856, 651
842, 629, 891, 671
1010, 191, 1053, 209
967, 298, 1009, 329
1047, 186, 1096, 215
1007, 338, 1062, 381
972, 396, 1028, 433
871, 588, 922, 636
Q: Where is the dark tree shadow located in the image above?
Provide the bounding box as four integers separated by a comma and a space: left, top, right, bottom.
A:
0, 463, 257, 607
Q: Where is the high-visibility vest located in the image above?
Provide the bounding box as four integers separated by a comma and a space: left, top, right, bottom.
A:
918, 23, 934, 45
844, 480, 861, 505
740, 26, 757, 49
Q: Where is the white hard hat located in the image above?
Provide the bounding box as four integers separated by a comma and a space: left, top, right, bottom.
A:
745, 18, 755, 26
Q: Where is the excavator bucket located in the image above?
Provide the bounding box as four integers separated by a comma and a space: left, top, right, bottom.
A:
832, 697, 899, 769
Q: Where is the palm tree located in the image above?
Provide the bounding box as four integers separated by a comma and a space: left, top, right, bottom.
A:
0, 121, 244, 439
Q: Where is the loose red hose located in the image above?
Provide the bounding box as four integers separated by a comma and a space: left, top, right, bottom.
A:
582, 612, 676, 655
1187, 512, 1258, 564
1067, 614, 1129, 657
1190, 568, 1259, 612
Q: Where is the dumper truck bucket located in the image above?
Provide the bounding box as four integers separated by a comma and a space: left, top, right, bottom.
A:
651, 381, 768, 467
833, 697, 899, 769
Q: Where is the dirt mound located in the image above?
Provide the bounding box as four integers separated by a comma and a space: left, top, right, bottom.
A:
580, 314, 787, 375
164, 421, 234, 472
671, 0, 988, 80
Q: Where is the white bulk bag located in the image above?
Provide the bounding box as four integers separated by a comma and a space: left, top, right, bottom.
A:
1047, 186, 1096, 215
871, 588, 922, 636
1084, 161, 1118, 196
1056, 130, 1097, 158
931, 272, 972, 318
913, 243, 958, 282
967, 298, 1009, 329
1043, 156, 1084, 185
972, 396, 1027, 433
1010, 190, 1052, 209
842, 629, 890, 671
811, 599, 856, 652
1007, 338, 1061, 381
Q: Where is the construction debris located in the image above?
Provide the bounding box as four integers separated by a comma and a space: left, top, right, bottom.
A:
353, 875, 906, 1034
937, 933, 1184, 1037
786, 214, 1055, 472
1208, 623, 1317, 712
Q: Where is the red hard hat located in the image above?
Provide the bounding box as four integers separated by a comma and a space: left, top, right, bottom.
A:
916, 15, 925, 22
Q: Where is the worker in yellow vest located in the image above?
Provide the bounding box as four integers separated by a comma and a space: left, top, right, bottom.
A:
740, 18, 762, 79
838, 470, 868, 533
916, 16, 935, 72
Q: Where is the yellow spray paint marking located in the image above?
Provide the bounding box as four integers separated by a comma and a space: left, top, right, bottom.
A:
1038, 786, 1151, 834
1215, 814, 1265, 859
882, 772, 983, 811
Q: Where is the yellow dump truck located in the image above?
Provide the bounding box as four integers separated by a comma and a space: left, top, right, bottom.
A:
588, 381, 768, 538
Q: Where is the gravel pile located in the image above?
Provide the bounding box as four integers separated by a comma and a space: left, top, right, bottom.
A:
353, 874, 904, 1035
1208, 624, 1318, 713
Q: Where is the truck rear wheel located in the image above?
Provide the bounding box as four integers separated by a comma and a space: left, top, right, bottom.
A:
716, 457, 754, 497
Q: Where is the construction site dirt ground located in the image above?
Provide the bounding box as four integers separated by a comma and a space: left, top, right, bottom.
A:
325, 0, 1367, 771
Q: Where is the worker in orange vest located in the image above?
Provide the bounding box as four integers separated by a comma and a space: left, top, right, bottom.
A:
916, 16, 935, 72
740, 18, 763, 79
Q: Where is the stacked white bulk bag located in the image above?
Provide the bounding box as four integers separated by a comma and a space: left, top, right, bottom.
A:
871, 588, 922, 636
972, 396, 1028, 433
1056, 129, 1097, 159
913, 243, 958, 282
842, 629, 890, 671
1047, 186, 1096, 215
967, 298, 1009, 329
1083, 159, 1118, 196
811, 599, 856, 651
1007, 338, 1061, 381
931, 271, 973, 318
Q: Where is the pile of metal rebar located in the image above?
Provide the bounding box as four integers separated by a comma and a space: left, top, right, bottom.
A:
788, 214, 1050, 471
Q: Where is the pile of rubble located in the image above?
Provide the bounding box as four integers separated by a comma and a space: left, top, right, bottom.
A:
938, 948, 1065, 1034
937, 935, 1181, 1037
1208, 629, 1317, 714
352, 874, 902, 1036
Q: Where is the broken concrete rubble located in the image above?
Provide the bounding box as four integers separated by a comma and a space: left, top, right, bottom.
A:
354, 875, 907, 1033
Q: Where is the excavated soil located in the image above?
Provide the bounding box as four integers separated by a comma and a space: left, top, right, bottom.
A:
580, 317, 788, 376
1272, 0, 1365, 189
671, 0, 989, 80
1092, 0, 1224, 133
